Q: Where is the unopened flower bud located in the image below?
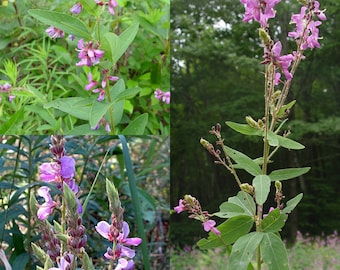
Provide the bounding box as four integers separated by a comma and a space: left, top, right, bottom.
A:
259, 28, 271, 46
275, 181, 282, 193
257, 119, 264, 129
272, 90, 281, 100
246, 116, 259, 129
240, 183, 254, 194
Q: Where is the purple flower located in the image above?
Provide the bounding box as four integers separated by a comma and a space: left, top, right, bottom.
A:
76, 39, 104, 66
313, 1, 326, 21
96, 221, 142, 260
96, 0, 118, 15
263, 206, 275, 219
39, 162, 61, 183
85, 72, 98, 91
91, 118, 111, 132
60, 156, 76, 179
49, 254, 74, 270
154, 89, 170, 104
202, 219, 220, 236
240, 0, 281, 27
271, 41, 293, 80
37, 186, 57, 220
70, 2, 82, 14
46, 26, 64, 40
174, 199, 185, 213
92, 88, 105, 101
115, 258, 135, 270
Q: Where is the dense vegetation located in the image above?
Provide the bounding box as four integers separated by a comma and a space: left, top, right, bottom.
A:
171, 0, 340, 247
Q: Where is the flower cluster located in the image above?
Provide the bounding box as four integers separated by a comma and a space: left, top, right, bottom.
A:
241, 0, 326, 84
45, 26, 65, 40
174, 195, 220, 236
288, 0, 326, 50
240, 0, 281, 27
154, 88, 170, 104
96, 215, 142, 269
85, 70, 119, 101
37, 136, 81, 220
96, 0, 118, 15
0, 82, 14, 103
76, 39, 104, 67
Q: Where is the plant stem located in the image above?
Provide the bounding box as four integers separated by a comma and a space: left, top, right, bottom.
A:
105, 78, 115, 134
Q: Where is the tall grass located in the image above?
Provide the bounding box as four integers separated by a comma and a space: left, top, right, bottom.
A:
170, 231, 340, 270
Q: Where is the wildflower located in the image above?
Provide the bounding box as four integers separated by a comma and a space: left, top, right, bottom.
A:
60, 156, 76, 179
154, 89, 170, 104
91, 118, 111, 132
96, 221, 142, 262
92, 88, 105, 101
272, 41, 293, 80
46, 26, 64, 40
174, 199, 186, 213
76, 39, 104, 66
70, 2, 82, 14
0, 82, 15, 103
39, 162, 61, 183
37, 186, 57, 220
85, 72, 98, 91
96, 0, 118, 15
203, 219, 221, 236
49, 253, 73, 270
240, 0, 281, 27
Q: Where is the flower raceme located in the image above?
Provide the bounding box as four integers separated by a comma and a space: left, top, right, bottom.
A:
76, 39, 104, 67
174, 195, 220, 236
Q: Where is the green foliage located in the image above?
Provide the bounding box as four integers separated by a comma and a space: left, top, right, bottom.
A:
0, 136, 170, 269
0, 0, 170, 134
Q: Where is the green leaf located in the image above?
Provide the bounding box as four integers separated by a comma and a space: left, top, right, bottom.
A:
63, 183, 78, 214
0, 107, 24, 134
197, 215, 253, 250
282, 193, 303, 214
214, 202, 247, 218
262, 208, 287, 233
253, 175, 271, 205
89, 100, 112, 127
228, 191, 256, 217
214, 191, 255, 218
114, 87, 141, 102
79, 0, 99, 16
227, 232, 264, 270
226, 121, 262, 136
277, 100, 296, 118
224, 145, 262, 176
101, 23, 139, 66
261, 232, 289, 270
269, 167, 311, 181
122, 113, 148, 135
28, 9, 92, 39
272, 132, 305, 150
44, 97, 93, 120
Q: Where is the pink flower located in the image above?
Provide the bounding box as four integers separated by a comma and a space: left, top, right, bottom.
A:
92, 88, 105, 101
60, 156, 76, 179
85, 72, 98, 91
202, 219, 220, 236
174, 199, 185, 213
313, 1, 326, 21
96, 0, 118, 15
96, 221, 142, 260
271, 41, 293, 80
91, 118, 111, 132
39, 162, 61, 183
46, 26, 64, 40
76, 39, 104, 66
154, 89, 170, 104
70, 2, 82, 14
37, 186, 57, 220
49, 254, 73, 270
115, 258, 135, 270
240, 0, 281, 27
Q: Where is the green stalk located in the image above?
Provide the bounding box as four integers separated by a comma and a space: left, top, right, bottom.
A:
119, 135, 151, 270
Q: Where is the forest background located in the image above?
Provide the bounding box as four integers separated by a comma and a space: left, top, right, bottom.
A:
171, 0, 340, 247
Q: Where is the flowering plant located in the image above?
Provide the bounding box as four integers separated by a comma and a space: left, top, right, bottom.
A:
0, 0, 169, 134
30, 135, 143, 270
175, 0, 326, 269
